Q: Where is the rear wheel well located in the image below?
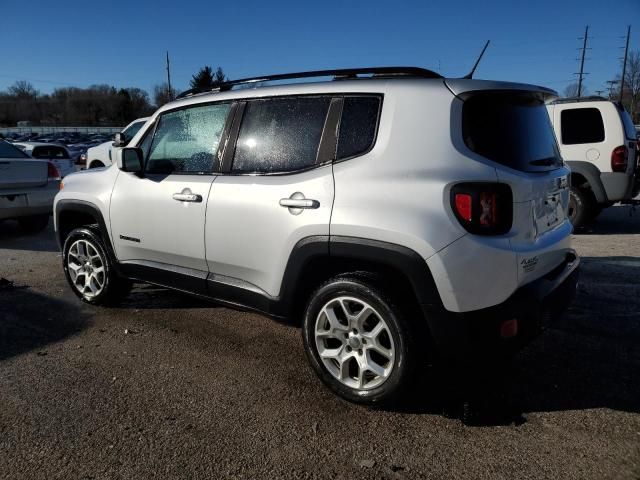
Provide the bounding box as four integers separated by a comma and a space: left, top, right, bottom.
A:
289, 256, 426, 329
571, 172, 591, 191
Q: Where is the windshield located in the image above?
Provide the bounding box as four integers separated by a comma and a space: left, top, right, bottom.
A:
0, 140, 30, 159
121, 120, 146, 145
462, 92, 563, 172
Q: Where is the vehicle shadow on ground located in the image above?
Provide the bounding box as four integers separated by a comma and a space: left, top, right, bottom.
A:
0, 219, 59, 252
119, 284, 215, 310
394, 255, 640, 425
577, 204, 640, 235
0, 287, 89, 361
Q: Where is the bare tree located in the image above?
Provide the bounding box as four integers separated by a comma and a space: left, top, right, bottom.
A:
153, 83, 178, 107
614, 51, 640, 122
563, 82, 588, 98
8, 80, 38, 99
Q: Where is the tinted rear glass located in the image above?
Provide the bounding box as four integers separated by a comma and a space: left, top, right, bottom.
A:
463, 92, 562, 172
0, 140, 30, 158
337, 96, 381, 160
560, 108, 605, 144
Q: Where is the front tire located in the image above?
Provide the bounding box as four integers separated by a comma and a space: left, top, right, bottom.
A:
302, 275, 416, 405
62, 227, 131, 305
88, 161, 104, 169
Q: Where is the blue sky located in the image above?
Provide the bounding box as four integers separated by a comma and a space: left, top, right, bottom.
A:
1, 0, 638, 97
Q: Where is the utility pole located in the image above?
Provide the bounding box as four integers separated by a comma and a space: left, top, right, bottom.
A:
166, 51, 173, 101
619, 25, 631, 102
576, 26, 589, 98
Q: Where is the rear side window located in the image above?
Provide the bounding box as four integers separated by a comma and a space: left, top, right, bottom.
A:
146, 103, 230, 174
560, 108, 605, 144
337, 96, 381, 160
463, 92, 563, 172
232, 96, 331, 173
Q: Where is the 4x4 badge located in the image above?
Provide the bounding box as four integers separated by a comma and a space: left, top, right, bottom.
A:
521, 256, 538, 273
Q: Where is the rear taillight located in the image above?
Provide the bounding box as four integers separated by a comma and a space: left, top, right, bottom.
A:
47, 162, 61, 181
611, 145, 628, 172
450, 183, 513, 235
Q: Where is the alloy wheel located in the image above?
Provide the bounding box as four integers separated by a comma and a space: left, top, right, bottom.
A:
314, 296, 395, 390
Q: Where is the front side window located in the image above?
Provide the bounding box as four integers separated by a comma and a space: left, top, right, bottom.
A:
560, 108, 605, 145
232, 96, 331, 174
146, 103, 230, 174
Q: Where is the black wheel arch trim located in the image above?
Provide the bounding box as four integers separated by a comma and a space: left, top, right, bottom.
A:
566, 160, 608, 204
55, 199, 121, 274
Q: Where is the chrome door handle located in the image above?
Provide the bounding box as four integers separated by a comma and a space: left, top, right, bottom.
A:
279, 198, 320, 209
173, 191, 202, 202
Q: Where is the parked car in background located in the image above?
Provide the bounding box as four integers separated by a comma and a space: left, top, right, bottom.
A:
55, 68, 579, 405
13, 142, 76, 177
547, 97, 639, 227
0, 140, 60, 233
85, 118, 149, 169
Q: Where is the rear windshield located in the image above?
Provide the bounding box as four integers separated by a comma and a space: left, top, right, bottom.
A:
0, 140, 30, 159
462, 92, 563, 172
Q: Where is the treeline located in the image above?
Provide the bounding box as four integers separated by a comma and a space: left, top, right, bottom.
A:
0, 65, 228, 127
0, 81, 154, 127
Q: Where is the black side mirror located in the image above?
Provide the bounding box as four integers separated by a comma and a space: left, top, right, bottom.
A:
113, 132, 127, 147
120, 147, 144, 174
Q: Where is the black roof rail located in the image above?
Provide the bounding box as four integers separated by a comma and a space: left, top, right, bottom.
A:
175, 66, 442, 100
551, 95, 609, 104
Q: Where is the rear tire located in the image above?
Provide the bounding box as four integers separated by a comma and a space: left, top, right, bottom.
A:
17, 214, 49, 234
62, 227, 132, 305
88, 161, 104, 169
568, 186, 595, 228
302, 274, 417, 406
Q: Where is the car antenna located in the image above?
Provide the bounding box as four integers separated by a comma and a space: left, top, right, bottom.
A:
462, 40, 490, 79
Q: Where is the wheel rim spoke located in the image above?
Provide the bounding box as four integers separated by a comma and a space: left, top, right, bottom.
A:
67, 239, 106, 298
314, 295, 395, 391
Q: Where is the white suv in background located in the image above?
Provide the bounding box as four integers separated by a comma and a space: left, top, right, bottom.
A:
85, 117, 149, 169
54, 68, 579, 405
547, 98, 639, 227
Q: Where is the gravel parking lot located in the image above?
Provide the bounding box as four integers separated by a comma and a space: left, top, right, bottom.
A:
1, 207, 639, 480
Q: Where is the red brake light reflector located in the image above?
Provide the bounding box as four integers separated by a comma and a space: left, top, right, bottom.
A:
611, 145, 628, 172
454, 193, 472, 221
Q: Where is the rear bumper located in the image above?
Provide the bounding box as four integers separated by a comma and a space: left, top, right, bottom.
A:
600, 172, 634, 202
0, 185, 57, 220
423, 253, 580, 364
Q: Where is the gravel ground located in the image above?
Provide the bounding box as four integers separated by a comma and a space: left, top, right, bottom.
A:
1, 207, 639, 480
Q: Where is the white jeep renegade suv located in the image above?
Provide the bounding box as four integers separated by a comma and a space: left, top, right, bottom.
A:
54, 68, 579, 405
